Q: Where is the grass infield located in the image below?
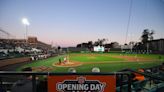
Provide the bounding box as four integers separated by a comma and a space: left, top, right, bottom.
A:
16, 53, 164, 73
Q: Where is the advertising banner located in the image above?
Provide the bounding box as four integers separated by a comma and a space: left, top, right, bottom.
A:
48, 75, 116, 92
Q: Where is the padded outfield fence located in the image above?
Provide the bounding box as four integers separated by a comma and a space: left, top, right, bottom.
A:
0, 68, 164, 92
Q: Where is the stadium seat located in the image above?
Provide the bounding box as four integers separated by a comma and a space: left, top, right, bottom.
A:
132, 79, 148, 91
148, 83, 164, 92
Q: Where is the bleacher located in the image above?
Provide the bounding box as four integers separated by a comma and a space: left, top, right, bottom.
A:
0, 38, 53, 61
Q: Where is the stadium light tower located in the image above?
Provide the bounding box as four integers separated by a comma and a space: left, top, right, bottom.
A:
22, 18, 30, 43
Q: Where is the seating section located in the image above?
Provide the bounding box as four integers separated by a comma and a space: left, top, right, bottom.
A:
0, 64, 164, 92
116, 64, 164, 92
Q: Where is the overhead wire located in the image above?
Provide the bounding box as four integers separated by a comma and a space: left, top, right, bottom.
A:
125, 0, 133, 44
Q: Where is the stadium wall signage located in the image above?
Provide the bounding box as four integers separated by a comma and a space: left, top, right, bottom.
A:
48, 75, 116, 92
93, 46, 105, 52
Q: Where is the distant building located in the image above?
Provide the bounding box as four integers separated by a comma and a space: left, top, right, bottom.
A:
37, 41, 52, 50
121, 45, 132, 51
111, 42, 120, 48
148, 39, 164, 54
0, 36, 51, 51
27, 36, 38, 44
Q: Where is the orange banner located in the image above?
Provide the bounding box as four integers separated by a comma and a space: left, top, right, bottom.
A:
48, 75, 116, 92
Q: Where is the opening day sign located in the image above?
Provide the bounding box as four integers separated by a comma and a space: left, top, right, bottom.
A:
48, 75, 116, 92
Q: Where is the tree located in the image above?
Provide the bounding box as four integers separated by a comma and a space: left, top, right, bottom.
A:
81, 43, 88, 48
149, 30, 154, 41
141, 29, 154, 44
94, 38, 107, 46
76, 44, 82, 48
88, 41, 93, 50
94, 41, 99, 46
133, 42, 144, 51
133, 29, 155, 52
129, 41, 135, 46
57, 46, 61, 50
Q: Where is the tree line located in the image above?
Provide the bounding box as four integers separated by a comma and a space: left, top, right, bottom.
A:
133, 29, 155, 51
76, 29, 156, 52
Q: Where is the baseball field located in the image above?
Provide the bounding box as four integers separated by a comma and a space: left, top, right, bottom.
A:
16, 53, 164, 73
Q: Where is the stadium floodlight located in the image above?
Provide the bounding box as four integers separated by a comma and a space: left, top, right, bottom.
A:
22, 18, 30, 44
22, 18, 30, 26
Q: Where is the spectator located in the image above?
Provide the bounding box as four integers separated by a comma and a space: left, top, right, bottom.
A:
133, 69, 145, 81
31, 56, 34, 61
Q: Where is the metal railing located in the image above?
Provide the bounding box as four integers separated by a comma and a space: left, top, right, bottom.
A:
0, 70, 164, 92
0, 72, 132, 92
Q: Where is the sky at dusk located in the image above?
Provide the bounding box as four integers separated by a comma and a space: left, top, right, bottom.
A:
0, 0, 164, 47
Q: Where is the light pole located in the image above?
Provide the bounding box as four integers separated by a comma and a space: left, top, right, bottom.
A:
22, 18, 30, 44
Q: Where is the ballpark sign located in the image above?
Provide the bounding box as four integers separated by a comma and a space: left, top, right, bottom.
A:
48, 75, 116, 92
56, 77, 106, 91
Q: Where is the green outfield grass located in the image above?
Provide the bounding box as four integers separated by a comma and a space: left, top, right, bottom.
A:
16, 53, 164, 72
69, 53, 125, 62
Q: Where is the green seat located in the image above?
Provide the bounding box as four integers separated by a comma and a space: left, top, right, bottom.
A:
116, 84, 132, 92
132, 80, 148, 91
149, 83, 164, 92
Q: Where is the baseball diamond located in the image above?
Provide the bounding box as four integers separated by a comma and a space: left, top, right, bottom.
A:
16, 53, 164, 73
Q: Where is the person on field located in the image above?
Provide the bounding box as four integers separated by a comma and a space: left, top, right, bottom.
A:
58, 58, 62, 65
63, 56, 68, 64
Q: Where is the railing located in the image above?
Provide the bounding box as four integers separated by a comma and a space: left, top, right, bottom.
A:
0, 72, 132, 92
0, 70, 163, 92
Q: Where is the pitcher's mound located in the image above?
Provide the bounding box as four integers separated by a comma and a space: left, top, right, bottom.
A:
53, 61, 82, 67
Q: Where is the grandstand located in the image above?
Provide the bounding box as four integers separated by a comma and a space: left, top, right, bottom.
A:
0, 37, 51, 50
0, 36, 53, 68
